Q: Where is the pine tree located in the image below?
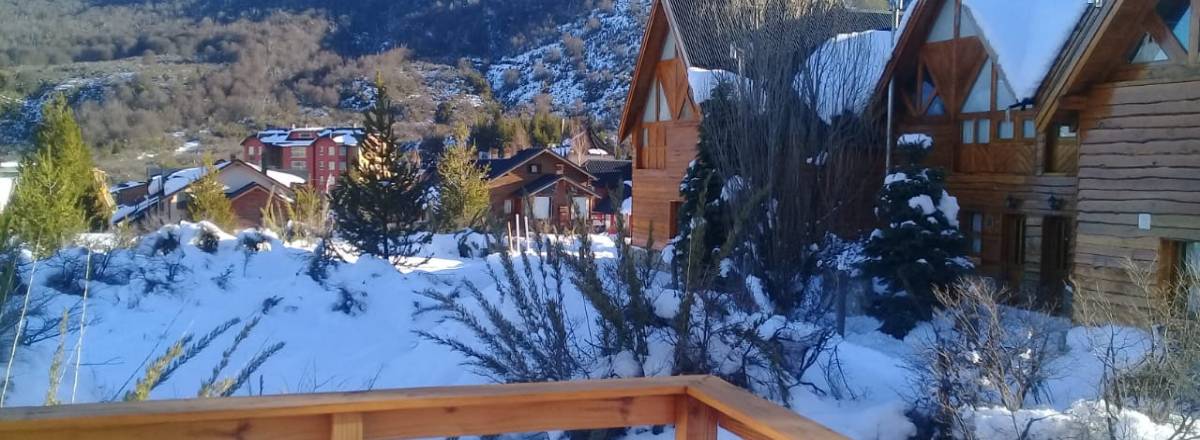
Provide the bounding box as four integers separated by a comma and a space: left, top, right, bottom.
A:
435, 124, 491, 232
4, 95, 95, 255
863, 136, 972, 337
675, 83, 736, 283
188, 154, 237, 231
331, 76, 431, 264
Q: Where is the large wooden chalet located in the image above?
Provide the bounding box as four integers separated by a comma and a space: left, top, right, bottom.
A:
880, 0, 1200, 319
618, 0, 890, 248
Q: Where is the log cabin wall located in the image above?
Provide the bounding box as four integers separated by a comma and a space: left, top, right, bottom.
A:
1067, 0, 1200, 321
890, 0, 1080, 311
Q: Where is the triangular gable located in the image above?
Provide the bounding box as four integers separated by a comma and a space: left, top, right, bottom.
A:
619, 0, 679, 141
485, 148, 598, 183
878, 0, 1089, 112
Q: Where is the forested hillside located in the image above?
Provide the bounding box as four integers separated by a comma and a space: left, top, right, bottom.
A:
0, 0, 648, 180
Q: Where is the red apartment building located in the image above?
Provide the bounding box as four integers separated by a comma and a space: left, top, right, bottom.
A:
241, 127, 365, 190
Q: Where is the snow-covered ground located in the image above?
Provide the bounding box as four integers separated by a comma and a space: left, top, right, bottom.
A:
2, 223, 1181, 439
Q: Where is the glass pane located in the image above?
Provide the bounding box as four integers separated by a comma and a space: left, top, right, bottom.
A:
928, 0, 956, 42
1185, 242, 1200, 313
996, 75, 1018, 110
920, 66, 936, 105
977, 120, 991, 144
1130, 33, 1169, 63
1023, 120, 1037, 138
662, 31, 677, 60
962, 119, 975, 144
643, 80, 658, 122
1158, 0, 1192, 50
657, 83, 672, 121
959, 8, 980, 38
999, 120, 1014, 139
928, 96, 946, 116
962, 60, 993, 113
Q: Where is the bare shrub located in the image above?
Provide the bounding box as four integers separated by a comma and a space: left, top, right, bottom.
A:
1073, 260, 1200, 440
907, 277, 1067, 439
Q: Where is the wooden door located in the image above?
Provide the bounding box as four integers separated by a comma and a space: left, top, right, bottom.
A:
1039, 216, 1072, 313
1000, 214, 1027, 290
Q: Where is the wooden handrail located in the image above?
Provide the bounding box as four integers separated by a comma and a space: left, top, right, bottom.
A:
0, 375, 846, 440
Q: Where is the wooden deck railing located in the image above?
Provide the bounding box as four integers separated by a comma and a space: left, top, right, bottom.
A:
0, 375, 846, 440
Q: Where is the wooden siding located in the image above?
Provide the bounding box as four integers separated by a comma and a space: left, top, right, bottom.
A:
488, 153, 596, 230
1071, 76, 1200, 321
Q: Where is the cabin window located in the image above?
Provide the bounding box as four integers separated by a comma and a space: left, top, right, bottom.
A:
1002, 215, 1027, 267
319, 162, 326, 170
339, 162, 346, 171
291, 160, 306, 170
927, 0, 957, 42
292, 148, 306, 158
1165, 240, 1200, 314
977, 120, 991, 144
962, 60, 993, 113
662, 31, 677, 60
643, 81, 659, 122
963, 211, 984, 254
962, 120, 976, 144
998, 120, 1015, 140
657, 81, 672, 121
1158, 0, 1193, 51
572, 197, 590, 217
1130, 33, 1170, 63
1183, 242, 1200, 313
533, 197, 551, 220
504, 199, 513, 214
529, 164, 542, 174
918, 65, 946, 116
1045, 121, 1079, 174
1022, 120, 1037, 139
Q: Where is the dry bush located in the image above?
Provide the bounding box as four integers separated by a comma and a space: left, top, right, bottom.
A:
907, 277, 1067, 440
1073, 260, 1200, 440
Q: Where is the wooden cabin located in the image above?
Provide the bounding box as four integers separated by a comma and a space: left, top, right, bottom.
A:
882, 0, 1200, 319
878, 0, 1091, 311
479, 148, 599, 231
1037, 0, 1200, 320
618, 0, 890, 248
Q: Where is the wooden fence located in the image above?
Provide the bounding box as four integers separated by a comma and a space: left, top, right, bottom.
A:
0, 375, 846, 440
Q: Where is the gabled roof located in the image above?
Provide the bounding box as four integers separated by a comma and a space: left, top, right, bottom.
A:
514, 174, 599, 198
478, 148, 597, 182
876, 0, 1090, 108
620, 0, 890, 140
1034, 0, 1148, 130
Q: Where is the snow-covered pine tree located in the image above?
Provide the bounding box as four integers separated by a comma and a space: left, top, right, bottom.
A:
188, 154, 237, 232
331, 75, 431, 264
863, 134, 971, 337
675, 82, 736, 285
434, 124, 490, 232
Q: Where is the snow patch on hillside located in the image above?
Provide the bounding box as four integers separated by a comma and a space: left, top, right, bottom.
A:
487, 0, 651, 126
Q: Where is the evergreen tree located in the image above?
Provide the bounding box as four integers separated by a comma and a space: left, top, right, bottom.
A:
435, 124, 491, 231
675, 83, 736, 283
188, 154, 237, 231
863, 136, 972, 337
4, 95, 101, 255
331, 76, 431, 264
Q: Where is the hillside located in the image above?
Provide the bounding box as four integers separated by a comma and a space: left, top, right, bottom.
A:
0, 0, 648, 180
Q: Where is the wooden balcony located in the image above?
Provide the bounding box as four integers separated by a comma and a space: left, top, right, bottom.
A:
0, 375, 845, 440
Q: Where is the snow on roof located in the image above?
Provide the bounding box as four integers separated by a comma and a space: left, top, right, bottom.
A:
803, 29, 893, 123
959, 0, 1090, 101
247, 163, 307, 187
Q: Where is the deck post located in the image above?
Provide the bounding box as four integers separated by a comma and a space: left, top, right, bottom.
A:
674, 396, 717, 440
331, 412, 364, 440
